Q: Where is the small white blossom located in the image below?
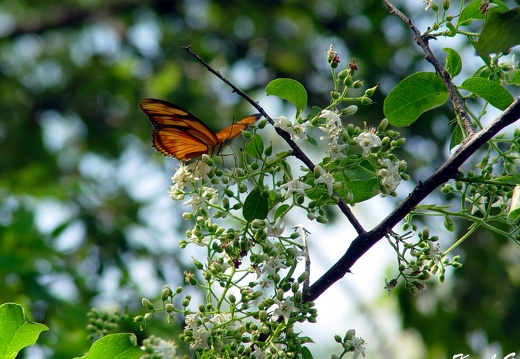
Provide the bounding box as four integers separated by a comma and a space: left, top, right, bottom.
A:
266, 217, 285, 238
314, 165, 335, 196
263, 255, 288, 276
318, 110, 343, 140
202, 186, 218, 204
183, 193, 207, 214
378, 158, 401, 195
423, 0, 433, 11
168, 183, 185, 201
319, 109, 342, 123
347, 336, 366, 359
491, 195, 512, 213
191, 327, 210, 350
210, 312, 231, 325
280, 179, 312, 199
148, 339, 178, 358
172, 162, 211, 189
466, 193, 488, 215
287, 245, 308, 259
326, 138, 348, 160
354, 130, 381, 157
185, 313, 201, 330
274, 116, 309, 140
273, 116, 292, 130
290, 122, 309, 140
273, 297, 299, 324
251, 345, 267, 359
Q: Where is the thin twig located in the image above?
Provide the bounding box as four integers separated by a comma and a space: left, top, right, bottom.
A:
182, 45, 366, 235
383, 0, 476, 136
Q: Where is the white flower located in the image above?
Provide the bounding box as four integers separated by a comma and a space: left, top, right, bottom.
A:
266, 217, 285, 238
172, 161, 211, 189
347, 336, 366, 359
290, 122, 308, 141
280, 179, 312, 199
319, 109, 341, 122
273, 115, 309, 140
202, 186, 218, 204
273, 116, 292, 130
318, 110, 343, 141
466, 193, 488, 215
314, 165, 335, 196
183, 193, 207, 214
251, 345, 267, 359
210, 312, 231, 325
378, 158, 401, 195
287, 245, 308, 259
190, 327, 210, 350
491, 195, 512, 213
168, 183, 185, 201
185, 313, 200, 330
326, 138, 348, 160
263, 255, 288, 276
354, 130, 381, 157
272, 297, 299, 324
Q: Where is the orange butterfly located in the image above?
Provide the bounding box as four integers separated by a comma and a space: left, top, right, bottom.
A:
139, 98, 261, 161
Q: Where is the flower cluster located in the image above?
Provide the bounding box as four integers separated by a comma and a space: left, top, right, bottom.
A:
385, 226, 462, 295
135, 45, 416, 358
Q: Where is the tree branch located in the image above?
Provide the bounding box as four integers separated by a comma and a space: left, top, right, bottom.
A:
383, 0, 476, 136
183, 45, 366, 235
303, 96, 520, 301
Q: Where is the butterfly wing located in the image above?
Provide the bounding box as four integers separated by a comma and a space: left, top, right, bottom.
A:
215, 114, 262, 144
139, 98, 219, 161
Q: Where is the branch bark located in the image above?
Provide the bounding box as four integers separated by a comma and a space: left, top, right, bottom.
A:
303, 96, 520, 301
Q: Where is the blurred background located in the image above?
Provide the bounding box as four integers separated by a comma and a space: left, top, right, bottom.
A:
1, 0, 520, 358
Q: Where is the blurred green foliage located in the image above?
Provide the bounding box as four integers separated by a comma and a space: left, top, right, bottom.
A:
0, 0, 519, 358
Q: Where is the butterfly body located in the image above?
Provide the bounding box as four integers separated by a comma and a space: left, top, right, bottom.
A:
139, 98, 260, 161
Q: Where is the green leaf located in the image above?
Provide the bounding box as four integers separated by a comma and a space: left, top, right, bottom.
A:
443, 48, 462, 77
449, 123, 464, 149
305, 157, 380, 205
457, 0, 509, 27
301, 346, 314, 359
0, 303, 48, 359
511, 69, 520, 86
459, 77, 514, 110
266, 78, 308, 111
74, 333, 144, 359
508, 186, 520, 224
243, 187, 269, 221
274, 204, 290, 220
383, 72, 448, 126
244, 133, 264, 159
444, 215, 455, 232
475, 7, 520, 56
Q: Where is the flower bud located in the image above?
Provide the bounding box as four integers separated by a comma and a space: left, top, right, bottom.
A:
341, 105, 358, 116
162, 286, 173, 301
360, 96, 373, 105
364, 83, 379, 97
142, 298, 154, 310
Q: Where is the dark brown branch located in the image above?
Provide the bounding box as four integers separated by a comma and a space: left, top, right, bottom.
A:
383, 0, 476, 136
183, 45, 366, 235
303, 96, 520, 302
